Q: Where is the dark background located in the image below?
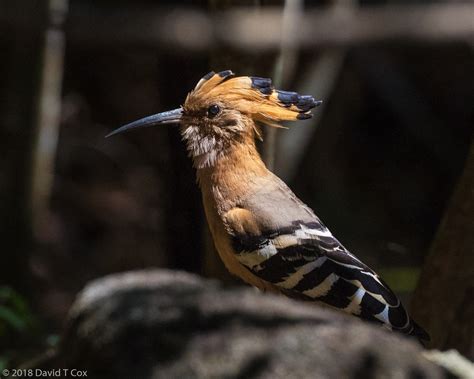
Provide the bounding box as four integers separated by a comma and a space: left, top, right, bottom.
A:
0, 0, 472, 367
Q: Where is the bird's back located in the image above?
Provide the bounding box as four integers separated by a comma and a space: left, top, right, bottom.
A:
211, 169, 429, 341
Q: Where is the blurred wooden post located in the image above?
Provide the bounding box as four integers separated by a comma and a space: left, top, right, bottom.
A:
0, 0, 67, 292
274, 0, 352, 180
30, 0, 68, 238
61, 4, 474, 50
262, 0, 303, 171
411, 140, 474, 359
0, 1, 45, 291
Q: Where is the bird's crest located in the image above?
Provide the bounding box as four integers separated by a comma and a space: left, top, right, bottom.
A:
187, 70, 322, 127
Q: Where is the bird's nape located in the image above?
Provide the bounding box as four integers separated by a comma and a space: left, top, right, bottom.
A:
105, 107, 183, 138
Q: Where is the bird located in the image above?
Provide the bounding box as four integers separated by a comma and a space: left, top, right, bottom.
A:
107, 70, 429, 342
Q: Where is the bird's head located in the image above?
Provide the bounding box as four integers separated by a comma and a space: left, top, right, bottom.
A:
107, 70, 322, 168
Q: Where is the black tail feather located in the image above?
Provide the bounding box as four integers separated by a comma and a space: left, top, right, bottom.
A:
410, 319, 430, 344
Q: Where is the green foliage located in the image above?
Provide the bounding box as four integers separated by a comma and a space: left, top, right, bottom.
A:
378, 267, 420, 293
0, 287, 34, 335
0, 356, 8, 372
0, 287, 61, 371
0, 287, 37, 369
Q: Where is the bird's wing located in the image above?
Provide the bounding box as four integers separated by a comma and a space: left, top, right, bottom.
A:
225, 176, 428, 340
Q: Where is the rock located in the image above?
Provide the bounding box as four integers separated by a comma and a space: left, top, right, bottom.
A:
52, 269, 446, 378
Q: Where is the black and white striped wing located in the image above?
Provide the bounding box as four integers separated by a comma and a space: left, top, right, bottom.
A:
233, 220, 429, 341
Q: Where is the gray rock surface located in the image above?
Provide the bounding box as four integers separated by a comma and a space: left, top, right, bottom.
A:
52, 269, 447, 378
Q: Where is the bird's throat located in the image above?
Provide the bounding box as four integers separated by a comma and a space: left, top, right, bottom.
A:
196, 139, 268, 214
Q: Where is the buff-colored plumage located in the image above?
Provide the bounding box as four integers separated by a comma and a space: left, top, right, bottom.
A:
108, 70, 429, 342
186, 71, 316, 124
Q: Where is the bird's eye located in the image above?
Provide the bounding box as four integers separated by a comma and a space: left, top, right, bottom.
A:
207, 104, 220, 117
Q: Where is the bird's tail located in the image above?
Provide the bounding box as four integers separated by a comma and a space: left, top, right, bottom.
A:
409, 319, 430, 345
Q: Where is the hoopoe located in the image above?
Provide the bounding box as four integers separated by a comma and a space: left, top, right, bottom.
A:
107, 70, 429, 342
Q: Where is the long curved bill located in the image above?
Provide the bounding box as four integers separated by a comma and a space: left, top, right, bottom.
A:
105, 108, 183, 138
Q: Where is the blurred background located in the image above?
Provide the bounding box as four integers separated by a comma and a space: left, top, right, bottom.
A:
0, 0, 473, 368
